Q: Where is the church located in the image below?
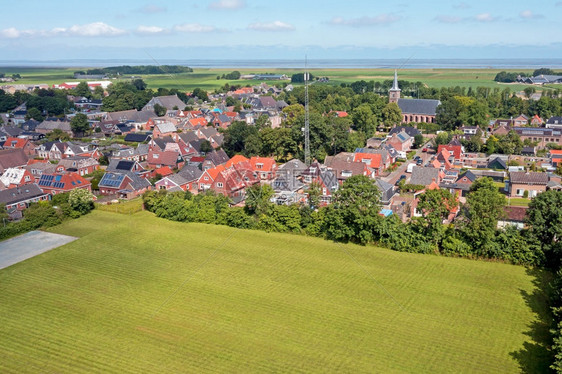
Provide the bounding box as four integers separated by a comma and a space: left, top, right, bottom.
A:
389, 71, 440, 124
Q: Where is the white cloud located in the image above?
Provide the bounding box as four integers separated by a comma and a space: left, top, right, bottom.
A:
0, 27, 23, 38
247, 21, 295, 32
453, 2, 470, 9
519, 10, 544, 19
475, 13, 496, 22
66, 22, 127, 37
434, 15, 463, 24
329, 14, 400, 26
174, 23, 216, 33
209, 0, 245, 10
0, 23, 126, 38
136, 25, 168, 34
137, 4, 167, 14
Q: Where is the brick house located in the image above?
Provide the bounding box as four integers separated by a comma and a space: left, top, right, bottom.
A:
508, 171, 548, 198
37, 172, 92, 195
98, 171, 151, 198
0, 168, 35, 189
249, 156, 277, 180
56, 156, 100, 176
2, 137, 35, 156
353, 152, 384, 176
386, 131, 413, 152
0, 184, 50, 217
198, 165, 226, 191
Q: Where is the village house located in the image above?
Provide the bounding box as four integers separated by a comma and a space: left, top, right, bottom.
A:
353, 152, 384, 176
0, 148, 29, 174
202, 149, 230, 170
0, 184, 50, 219
513, 127, 562, 148
35, 119, 73, 137
410, 166, 442, 187
1, 137, 35, 156
386, 131, 413, 153
508, 171, 549, 198
249, 156, 277, 180
328, 159, 371, 184
498, 206, 527, 230
550, 149, 562, 167
210, 163, 260, 203
0, 168, 35, 189
37, 172, 91, 195
98, 171, 151, 199
142, 95, 186, 112
198, 165, 226, 191
147, 149, 183, 170
152, 121, 177, 139
56, 156, 100, 176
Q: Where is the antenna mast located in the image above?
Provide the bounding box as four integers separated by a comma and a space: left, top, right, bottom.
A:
304, 55, 311, 166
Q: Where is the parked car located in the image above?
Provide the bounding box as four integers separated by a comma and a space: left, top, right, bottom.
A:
422, 147, 428, 152
395, 174, 407, 186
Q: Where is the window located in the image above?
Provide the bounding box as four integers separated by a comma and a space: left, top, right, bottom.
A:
159, 185, 166, 190
24, 176, 30, 182
217, 182, 223, 188
256, 163, 263, 169
516, 189, 524, 196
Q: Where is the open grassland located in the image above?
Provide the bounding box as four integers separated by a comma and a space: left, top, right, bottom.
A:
0, 66, 537, 92
0, 210, 552, 373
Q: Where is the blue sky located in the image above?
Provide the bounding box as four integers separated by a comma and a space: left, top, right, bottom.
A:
1, 0, 561, 60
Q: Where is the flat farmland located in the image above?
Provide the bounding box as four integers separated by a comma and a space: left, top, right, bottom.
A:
0, 66, 538, 92
0, 210, 552, 373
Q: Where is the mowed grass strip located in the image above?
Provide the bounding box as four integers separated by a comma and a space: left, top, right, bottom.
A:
0, 210, 551, 373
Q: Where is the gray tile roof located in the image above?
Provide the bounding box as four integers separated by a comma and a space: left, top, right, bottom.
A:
205, 149, 229, 166
410, 166, 440, 186
388, 126, 421, 138
177, 164, 203, 182
397, 98, 440, 116
0, 184, 47, 205
509, 171, 549, 185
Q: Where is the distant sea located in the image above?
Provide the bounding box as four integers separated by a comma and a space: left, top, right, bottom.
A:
1, 59, 562, 69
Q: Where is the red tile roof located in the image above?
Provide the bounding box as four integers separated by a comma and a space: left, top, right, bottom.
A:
225, 154, 250, 168
353, 152, 382, 169
437, 145, 462, 160
249, 156, 276, 172
154, 166, 173, 177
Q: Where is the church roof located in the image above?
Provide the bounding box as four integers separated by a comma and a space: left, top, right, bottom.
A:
397, 98, 440, 116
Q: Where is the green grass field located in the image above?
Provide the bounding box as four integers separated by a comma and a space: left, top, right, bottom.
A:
0, 210, 552, 373
0, 66, 538, 92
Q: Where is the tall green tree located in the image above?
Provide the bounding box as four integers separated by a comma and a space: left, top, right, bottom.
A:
70, 113, 90, 136
382, 102, 402, 126
525, 190, 562, 268
458, 177, 506, 256
323, 175, 381, 244
415, 189, 456, 246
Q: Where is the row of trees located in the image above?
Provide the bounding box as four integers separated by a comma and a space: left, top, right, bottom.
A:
143, 176, 555, 266
83, 65, 193, 76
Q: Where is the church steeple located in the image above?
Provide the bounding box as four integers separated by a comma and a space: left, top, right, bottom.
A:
389, 69, 401, 103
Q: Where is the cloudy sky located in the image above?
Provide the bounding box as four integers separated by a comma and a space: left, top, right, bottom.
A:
1, 0, 561, 61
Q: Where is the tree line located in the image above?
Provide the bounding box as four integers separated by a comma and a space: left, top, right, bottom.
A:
80, 65, 193, 76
